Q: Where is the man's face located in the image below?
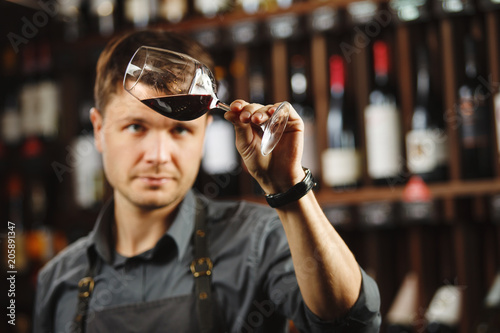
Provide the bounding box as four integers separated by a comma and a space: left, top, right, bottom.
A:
91, 89, 210, 210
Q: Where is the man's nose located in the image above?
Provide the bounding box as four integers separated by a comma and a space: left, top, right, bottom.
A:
144, 131, 171, 165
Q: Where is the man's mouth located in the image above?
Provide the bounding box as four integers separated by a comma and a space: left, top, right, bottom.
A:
137, 176, 171, 186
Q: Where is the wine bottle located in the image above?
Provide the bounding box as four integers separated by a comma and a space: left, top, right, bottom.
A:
474, 272, 500, 332
322, 54, 361, 189
364, 40, 403, 185
456, 35, 493, 180
17, 43, 60, 143
425, 284, 463, 333
406, 45, 448, 182
289, 50, 319, 176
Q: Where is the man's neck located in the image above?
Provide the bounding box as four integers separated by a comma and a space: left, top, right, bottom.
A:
113, 195, 179, 258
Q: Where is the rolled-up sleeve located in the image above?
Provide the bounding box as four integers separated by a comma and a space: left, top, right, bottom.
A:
258, 216, 381, 333
302, 268, 381, 332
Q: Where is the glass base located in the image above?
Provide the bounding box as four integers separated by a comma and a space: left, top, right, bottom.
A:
260, 101, 290, 156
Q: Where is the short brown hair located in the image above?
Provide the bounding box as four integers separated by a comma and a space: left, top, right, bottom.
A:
94, 29, 214, 113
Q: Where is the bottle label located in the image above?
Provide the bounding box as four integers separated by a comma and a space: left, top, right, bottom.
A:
20, 82, 40, 137
302, 118, 319, 176
406, 129, 439, 173
364, 104, 402, 179
72, 135, 104, 209
37, 80, 60, 138
202, 117, 238, 174
458, 95, 489, 149
321, 148, 361, 186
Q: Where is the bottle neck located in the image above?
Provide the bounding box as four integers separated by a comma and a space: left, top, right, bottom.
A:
373, 40, 390, 89
465, 58, 477, 79
375, 72, 389, 88
413, 66, 431, 131
416, 66, 430, 105
329, 55, 345, 97
291, 69, 307, 104
464, 37, 478, 79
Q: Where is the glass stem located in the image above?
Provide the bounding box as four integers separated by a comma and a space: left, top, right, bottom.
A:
216, 101, 232, 113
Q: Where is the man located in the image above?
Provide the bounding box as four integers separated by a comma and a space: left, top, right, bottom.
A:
34, 29, 380, 332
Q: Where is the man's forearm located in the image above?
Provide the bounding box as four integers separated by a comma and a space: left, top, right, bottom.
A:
275, 190, 362, 321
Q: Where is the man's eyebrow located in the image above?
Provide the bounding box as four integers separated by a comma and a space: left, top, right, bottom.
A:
116, 115, 150, 123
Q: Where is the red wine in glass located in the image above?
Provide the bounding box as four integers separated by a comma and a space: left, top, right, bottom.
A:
141, 94, 214, 121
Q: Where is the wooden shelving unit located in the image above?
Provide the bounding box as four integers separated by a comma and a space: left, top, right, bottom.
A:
188, 3, 500, 333
2, 1, 500, 332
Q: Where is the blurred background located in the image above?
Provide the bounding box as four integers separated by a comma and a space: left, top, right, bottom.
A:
1, 0, 500, 332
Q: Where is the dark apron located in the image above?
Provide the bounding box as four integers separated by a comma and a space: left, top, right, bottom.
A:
73, 198, 226, 333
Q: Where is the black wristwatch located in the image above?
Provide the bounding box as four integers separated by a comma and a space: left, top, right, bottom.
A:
265, 168, 317, 208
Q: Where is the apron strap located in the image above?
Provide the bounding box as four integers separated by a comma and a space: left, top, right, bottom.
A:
74, 251, 99, 333
190, 197, 214, 333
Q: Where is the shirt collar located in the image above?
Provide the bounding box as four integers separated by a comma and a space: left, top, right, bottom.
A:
87, 196, 115, 264
153, 189, 197, 262
87, 190, 198, 264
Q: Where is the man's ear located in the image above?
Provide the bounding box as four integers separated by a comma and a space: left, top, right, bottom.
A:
90, 107, 104, 153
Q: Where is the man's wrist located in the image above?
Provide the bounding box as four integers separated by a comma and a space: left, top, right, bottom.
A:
265, 168, 317, 208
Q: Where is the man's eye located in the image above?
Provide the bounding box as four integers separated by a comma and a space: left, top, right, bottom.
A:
126, 124, 144, 133
173, 126, 189, 135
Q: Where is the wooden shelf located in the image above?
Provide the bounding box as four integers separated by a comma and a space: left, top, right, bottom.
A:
241, 179, 500, 205
318, 179, 500, 204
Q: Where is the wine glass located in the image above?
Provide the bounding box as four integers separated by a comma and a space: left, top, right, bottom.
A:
123, 46, 290, 156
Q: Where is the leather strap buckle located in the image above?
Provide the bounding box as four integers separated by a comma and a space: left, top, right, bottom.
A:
190, 257, 213, 278
78, 277, 95, 298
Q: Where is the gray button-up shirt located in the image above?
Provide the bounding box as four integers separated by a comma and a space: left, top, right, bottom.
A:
34, 190, 381, 332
